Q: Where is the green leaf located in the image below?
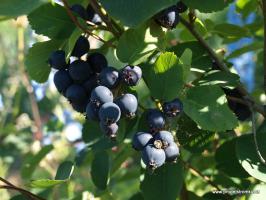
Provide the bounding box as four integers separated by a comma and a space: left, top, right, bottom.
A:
183, 85, 238, 131
28, 3, 75, 39
145, 52, 184, 101
30, 179, 66, 188
212, 23, 249, 38
129, 193, 144, 200
236, 132, 266, 182
182, 0, 232, 13
55, 161, 74, 180
215, 138, 249, 178
21, 145, 53, 179
179, 49, 192, 81
177, 114, 215, 153
116, 25, 160, 65
99, 0, 178, 27
171, 41, 212, 73
91, 151, 109, 190
0, 0, 46, 17
82, 121, 102, 144
25, 40, 63, 83
198, 70, 240, 89
140, 162, 183, 200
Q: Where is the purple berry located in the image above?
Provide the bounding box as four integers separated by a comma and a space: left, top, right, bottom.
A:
99, 102, 121, 125
48, 50, 67, 70
66, 84, 87, 104
87, 52, 107, 73
69, 60, 92, 83
90, 86, 113, 107
99, 67, 120, 89
132, 132, 153, 151
162, 98, 183, 117
155, 6, 180, 29
115, 93, 138, 118
154, 130, 174, 149
164, 142, 180, 162
100, 122, 118, 139
86, 102, 99, 121
121, 65, 142, 86
53, 70, 73, 94
142, 145, 166, 169
147, 109, 165, 133
71, 36, 90, 58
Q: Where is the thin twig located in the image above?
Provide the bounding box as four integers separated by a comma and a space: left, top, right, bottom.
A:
90, 0, 122, 37
180, 160, 221, 191
248, 102, 266, 165
179, 16, 266, 117
0, 177, 45, 200
61, 0, 115, 48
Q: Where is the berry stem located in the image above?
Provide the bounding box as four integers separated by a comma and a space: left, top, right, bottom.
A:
179, 160, 221, 191
179, 16, 265, 117
90, 0, 123, 38
61, 0, 115, 48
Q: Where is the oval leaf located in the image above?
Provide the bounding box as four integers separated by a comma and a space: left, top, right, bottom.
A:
145, 52, 184, 101
140, 162, 183, 200
91, 151, 109, 190
25, 40, 63, 83
183, 85, 238, 131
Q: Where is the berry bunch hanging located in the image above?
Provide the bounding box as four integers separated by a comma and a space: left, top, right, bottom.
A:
49, 35, 142, 139
132, 98, 183, 170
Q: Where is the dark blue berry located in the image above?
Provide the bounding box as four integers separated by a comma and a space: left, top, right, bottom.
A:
142, 145, 166, 169
71, 4, 88, 20
66, 84, 88, 104
115, 93, 138, 118
154, 130, 174, 149
99, 67, 120, 89
99, 102, 121, 125
71, 36, 90, 58
48, 50, 67, 70
155, 6, 180, 29
164, 142, 179, 162
147, 109, 165, 133
72, 101, 87, 113
176, 1, 188, 13
83, 75, 98, 95
100, 122, 118, 139
53, 70, 73, 94
87, 52, 107, 73
162, 98, 183, 117
90, 86, 113, 107
86, 102, 99, 121
121, 65, 142, 86
132, 132, 153, 151
69, 60, 92, 83
86, 5, 102, 24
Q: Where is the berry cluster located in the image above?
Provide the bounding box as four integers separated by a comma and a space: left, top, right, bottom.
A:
49, 36, 142, 139
155, 1, 188, 29
132, 98, 183, 170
